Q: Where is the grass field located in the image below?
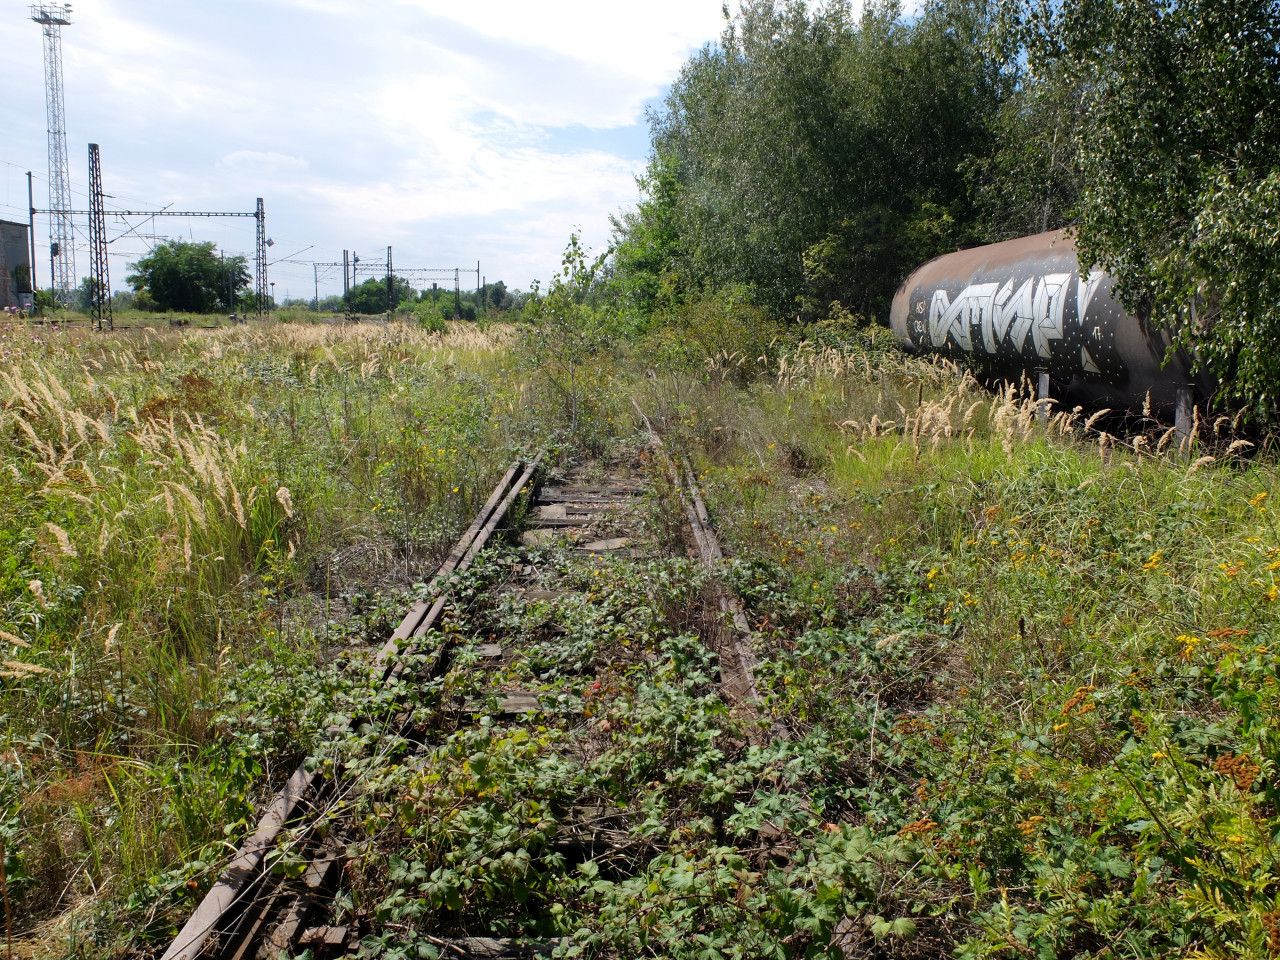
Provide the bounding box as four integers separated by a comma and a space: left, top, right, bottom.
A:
0, 319, 532, 950
4, 312, 1278, 958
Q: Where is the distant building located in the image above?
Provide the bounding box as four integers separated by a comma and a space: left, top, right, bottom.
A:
0, 220, 34, 310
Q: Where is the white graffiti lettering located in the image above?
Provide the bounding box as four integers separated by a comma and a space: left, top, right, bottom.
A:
928, 272, 1077, 359
1077, 269, 1106, 320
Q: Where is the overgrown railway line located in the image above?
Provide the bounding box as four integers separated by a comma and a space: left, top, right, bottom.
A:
160, 436, 770, 960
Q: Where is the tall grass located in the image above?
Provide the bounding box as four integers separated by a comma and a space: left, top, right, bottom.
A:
0, 319, 530, 943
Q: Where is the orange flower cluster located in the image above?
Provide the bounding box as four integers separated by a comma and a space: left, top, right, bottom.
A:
1213, 753, 1260, 792
1061, 685, 1097, 717
1207, 627, 1250, 639
1017, 815, 1045, 837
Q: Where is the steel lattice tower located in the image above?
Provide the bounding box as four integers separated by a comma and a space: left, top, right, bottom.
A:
255, 197, 267, 315
386, 245, 393, 315
87, 143, 111, 331
30, 4, 76, 306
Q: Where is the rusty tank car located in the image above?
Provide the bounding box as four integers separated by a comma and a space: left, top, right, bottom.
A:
888, 229, 1212, 415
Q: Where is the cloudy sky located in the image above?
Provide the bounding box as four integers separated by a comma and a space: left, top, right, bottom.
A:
0, 0, 730, 300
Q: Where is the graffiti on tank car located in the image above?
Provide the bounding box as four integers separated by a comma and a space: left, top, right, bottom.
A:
921, 269, 1109, 372
890, 230, 1215, 413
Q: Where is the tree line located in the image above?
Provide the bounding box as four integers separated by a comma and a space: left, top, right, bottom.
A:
607, 0, 1280, 416
69, 240, 520, 320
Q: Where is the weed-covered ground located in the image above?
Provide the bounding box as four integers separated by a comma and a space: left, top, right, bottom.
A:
637, 331, 1280, 958
0, 320, 533, 950
6, 310, 1278, 959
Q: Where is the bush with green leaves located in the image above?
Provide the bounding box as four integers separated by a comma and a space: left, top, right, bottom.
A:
1004, 0, 1280, 417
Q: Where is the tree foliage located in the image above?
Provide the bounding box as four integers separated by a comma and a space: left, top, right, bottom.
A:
962, 55, 1084, 242
1016, 0, 1280, 416
126, 241, 249, 313
608, 155, 686, 317
614, 0, 1013, 321
345, 276, 415, 315
523, 234, 617, 437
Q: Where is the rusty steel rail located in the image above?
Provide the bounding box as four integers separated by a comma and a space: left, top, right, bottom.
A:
632, 401, 782, 744
375, 456, 543, 680
162, 456, 542, 960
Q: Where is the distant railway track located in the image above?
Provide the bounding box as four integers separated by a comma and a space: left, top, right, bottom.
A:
160, 433, 769, 959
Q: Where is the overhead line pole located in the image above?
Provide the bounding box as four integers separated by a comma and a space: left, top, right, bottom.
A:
26, 172, 37, 296
255, 197, 267, 316
87, 143, 112, 331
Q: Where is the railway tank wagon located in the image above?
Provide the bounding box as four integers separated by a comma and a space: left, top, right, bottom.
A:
888, 229, 1212, 416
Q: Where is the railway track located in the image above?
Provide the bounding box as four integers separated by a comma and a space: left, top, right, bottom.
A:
160, 437, 769, 960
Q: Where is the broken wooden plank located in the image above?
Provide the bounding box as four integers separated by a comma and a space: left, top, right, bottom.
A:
529, 516, 601, 528
461, 692, 544, 715
520, 588, 567, 602
539, 485, 644, 498
297, 925, 349, 948
521, 528, 580, 547
261, 897, 307, 957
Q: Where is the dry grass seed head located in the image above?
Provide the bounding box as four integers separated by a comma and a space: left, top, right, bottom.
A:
44, 522, 77, 558
1187, 456, 1216, 475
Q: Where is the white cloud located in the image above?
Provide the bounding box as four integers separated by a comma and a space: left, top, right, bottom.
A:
0, 0, 732, 288
398, 1, 729, 84
281, 0, 729, 88
220, 151, 311, 175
